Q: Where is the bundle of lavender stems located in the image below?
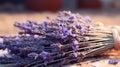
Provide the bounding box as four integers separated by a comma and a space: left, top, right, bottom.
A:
0, 11, 114, 67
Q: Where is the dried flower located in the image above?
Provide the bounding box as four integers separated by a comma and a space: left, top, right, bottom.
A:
69, 16, 74, 19
108, 59, 118, 65
51, 43, 63, 52
73, 39, 79, 45
40, 51, 49, 60
72, 44, 79, 51
85, 16, 91, 23
80, 27, 86, 34
14, 36, 20, 40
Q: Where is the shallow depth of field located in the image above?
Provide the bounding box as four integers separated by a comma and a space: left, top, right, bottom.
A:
0, 0, 120, 67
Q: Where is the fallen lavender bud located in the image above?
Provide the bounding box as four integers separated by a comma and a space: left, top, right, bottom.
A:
108, 59, 118, 65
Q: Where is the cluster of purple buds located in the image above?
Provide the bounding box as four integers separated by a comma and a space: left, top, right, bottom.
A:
0, 11, 99, 66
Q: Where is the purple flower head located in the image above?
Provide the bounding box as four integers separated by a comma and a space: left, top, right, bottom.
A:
69, 15, 74, 19
70, 52, 79, 58
14, 36, 20, 40
62, 11, 71, 16
51, 43, 63, 52
14, 22, 20, 25
29, 34, 34, 38
51, 43, 63, 49
67, 29, 73, 35
73, 39, 79, 45
58, 26, 63, 30
25, 26, 32, 30
60, 34, 67, 39
108, 59, 118, 65
71, 34, 76, 37
34, 35, 39, 38
15, 41, 20, 45
72, 44, 79, 51
80, 27, 86, 34
73, 52, 78, 58
43, 21, 49, 27
40, 51, 49, 60
59, 23, 64, 26
76, 13, 81, 18
13, 46, 17, 49
14, 22, 24, 30
85, 16, 91, 23
62, 26, 67, 32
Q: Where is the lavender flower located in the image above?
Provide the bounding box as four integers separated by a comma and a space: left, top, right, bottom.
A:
80, 27, 86, 34
72, 39, 79, 51
51, 43, 63, 52
85, 16, 91, 23
60, 34, 68, 39
73, 39, 79, 45
69, 15, 74, 19
72, 44, 79, 51
66, 29, 73, 35
108, 59, 118, 65
69, 52, 79, 58
58, 25, 63, 30
43, 21, 49, 27
14, 36, 20, 40
62, 26, 68, 32
40, 51, 49, 60
72, 52, 78, 58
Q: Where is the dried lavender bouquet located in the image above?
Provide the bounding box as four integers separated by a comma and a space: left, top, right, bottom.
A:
0, 11, 114, 67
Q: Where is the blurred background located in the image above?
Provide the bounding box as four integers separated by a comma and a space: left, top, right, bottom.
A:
0, 0, 120, 35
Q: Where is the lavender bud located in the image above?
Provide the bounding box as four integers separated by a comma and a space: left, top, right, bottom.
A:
69, 16, 74, 19
62, 27, 67, 32
73, 52, 78, 58
72, 45, 79, 51
73, 39, 79, 45
80, 27, 86, 34
85, 16, 91, 22
40, 51, 49, 60
60, 34, 67, 39
25, 26, 32, 30
58, 26, 63, 30
69, 52, 79, 58
14, 36, 20, 40
67, 29, 73, 35
43, 21, 49, 27
108, 59, 118, 65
